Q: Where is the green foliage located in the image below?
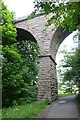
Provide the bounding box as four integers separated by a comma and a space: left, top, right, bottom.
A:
2, 45, 26, 107
1, 1, 16, 45
44, 98, 52, 105
16, 40, 39, 105
34, 0, 80, 31
2, 1, 39, 107
76, 94, 80, 104
17, 85, 38, 105
17, 40, 39, 84
27, 12, 44, 20
0, 45, 2, 68
2, 101, 48, 118
58, 92, 74, 98
1, 1, 18, 107
58, 48, 80, 94
2, 41, 39, 107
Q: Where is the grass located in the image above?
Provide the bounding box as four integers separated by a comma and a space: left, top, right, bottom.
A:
58, 92, 75, 98
0, 109, 2, 120
2, 101, 49, 118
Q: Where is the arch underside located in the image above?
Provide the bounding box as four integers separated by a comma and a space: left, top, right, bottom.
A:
50, 27, 71, 60
16, 28, 37, 43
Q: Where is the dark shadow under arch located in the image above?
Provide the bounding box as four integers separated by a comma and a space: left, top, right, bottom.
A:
16, 28, 37, 43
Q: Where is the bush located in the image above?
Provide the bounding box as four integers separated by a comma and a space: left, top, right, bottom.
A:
76, 94, 80, 104
44, 98, 52, 105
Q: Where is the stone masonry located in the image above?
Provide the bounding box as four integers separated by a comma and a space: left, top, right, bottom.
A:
15, 14, 71, 101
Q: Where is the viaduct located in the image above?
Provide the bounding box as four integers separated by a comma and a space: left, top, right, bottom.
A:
15, 14, 71, 101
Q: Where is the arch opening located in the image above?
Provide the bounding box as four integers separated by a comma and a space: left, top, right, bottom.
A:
49, 27, 78, 100
16, 28, 37, 43
15, 28, 40, 103
56, 30, 78, 96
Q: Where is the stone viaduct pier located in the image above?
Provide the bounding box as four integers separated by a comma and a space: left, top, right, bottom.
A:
15, 14, 70, 101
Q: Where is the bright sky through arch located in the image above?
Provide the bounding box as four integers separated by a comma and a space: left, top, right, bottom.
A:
3, 0, 35, 19
56, 30, 78, 64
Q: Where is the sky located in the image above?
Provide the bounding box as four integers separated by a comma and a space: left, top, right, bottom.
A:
56, 30, 78, 64
56, 30, 78, 82
3, 0, 35, 19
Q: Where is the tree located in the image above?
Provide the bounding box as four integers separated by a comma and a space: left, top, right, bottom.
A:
16, 40, 39, 103
58, 48, 80, 94
1, 1, 39, 107
2, 45, 25, 107
1, 1, 25, 107
1, 1, 16, 45
34, 0, 80, 31
17, 40, 39, 85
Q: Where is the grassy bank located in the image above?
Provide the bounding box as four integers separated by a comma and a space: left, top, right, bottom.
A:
0, 109, 2, 120
2, 101, 49, 118
58, 92, 75, 98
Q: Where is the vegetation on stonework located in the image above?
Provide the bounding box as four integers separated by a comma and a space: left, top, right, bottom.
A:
27, 12, 45, 20
1, 1, 39, 108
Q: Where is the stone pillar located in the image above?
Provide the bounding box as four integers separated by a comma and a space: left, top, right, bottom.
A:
50, 56, 58, 101
38, 55, 58, 101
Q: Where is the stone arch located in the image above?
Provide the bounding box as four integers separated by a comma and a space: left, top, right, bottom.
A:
16, 27, 41, 56
15, 14, 55, 56
15, 15, 76, 101
16, 27, 40, 55
16, 28, 37, 43
48, 27, 73, 100
50, 27, 71, 60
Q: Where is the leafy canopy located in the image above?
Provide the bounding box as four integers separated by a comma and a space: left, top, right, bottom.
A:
34, 0, 80, 31
1, 1, 16, 45
1, 1, 39, 107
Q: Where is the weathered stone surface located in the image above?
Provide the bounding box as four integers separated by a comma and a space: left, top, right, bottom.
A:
15, 14, 71, 101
